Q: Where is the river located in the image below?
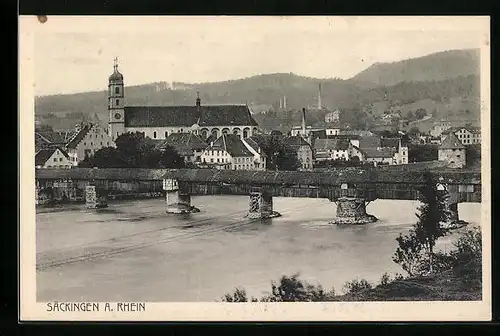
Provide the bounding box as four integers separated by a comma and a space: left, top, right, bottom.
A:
36, 196, 481, 302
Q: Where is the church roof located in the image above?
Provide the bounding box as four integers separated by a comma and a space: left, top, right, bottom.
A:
109, 69, 123, 82
440, 133, 466, 150
124, 105, 258, 128
207, 134, 254, 157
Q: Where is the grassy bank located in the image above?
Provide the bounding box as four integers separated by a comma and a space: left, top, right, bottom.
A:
336, 260, 481, 301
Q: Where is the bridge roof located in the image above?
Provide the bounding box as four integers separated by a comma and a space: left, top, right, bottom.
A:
35, 167, 481, 185
161, 168, 472, 185
35, 168, 170, 181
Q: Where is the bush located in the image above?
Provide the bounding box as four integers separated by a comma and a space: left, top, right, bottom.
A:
223, 274, 335, 302
261, 273, 335, 302
221, 288, 257, 302
380, 272, 391, 285
393, 229, 425, 277
342, 278, 372, 295
449, 226, 482, 286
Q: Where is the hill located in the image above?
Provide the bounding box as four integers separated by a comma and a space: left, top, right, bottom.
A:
35, 49, 481, 132
351, 49, 480, 86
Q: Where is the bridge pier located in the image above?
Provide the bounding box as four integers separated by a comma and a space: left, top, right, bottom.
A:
246, 192, 281, 219
330, 197, 377, 225
163, 178, 200, 214
85, 185, 108, 209
443, 201, 468, 228
165, 190, 200, 214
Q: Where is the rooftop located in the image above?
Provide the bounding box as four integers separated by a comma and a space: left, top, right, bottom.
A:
439, 133, 466, 150
124, 105, 258, 128
283, 135, 311, 149
207, 134, 254, 157
158, 132, 208, 155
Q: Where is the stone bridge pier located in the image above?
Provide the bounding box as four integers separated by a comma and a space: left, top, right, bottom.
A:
438, 183, 467, 226
164, 179, 199, 214
246, 191, 281, 219
330, 197, 377, 225
85, 185, 108, 209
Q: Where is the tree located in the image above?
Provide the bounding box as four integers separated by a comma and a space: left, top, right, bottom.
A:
414, 171, 451, 273
392, 229, 425, 277
257, 136, 300, 171
81, 132, 184, 168
159, 145, 185, 168
275, 146, 301, 171
408, 144, 438, 162
114, 132, 148, 168
78, 147, 128, 168
342, 278, 372, 295
415, 108, 427, 120
408, 126, 420, 135
393, 171, 451, 275
407, 110, 414, 120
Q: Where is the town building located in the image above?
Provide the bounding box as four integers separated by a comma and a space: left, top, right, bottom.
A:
379, 137, 409, 165
200, 134, 265, 170
35, 122, 114, 167
282, 135, 313, 170
35, 147, 72, 169
107, 59, 259, 142
362, 148, 398, 166
313, 138, 363, 162
442, 126, 481, 145
430, 120, 452, 137
241, 137, 267, 170
157, 132, 208, 164
65, 122, 115, 166
438, 133, 466, 168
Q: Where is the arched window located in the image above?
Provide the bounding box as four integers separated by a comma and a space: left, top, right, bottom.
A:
115, 87, 120, 94
243, 130, 248, 138
165, 131, 168, 138
115, 99, 119, 106
153, 131, 157, 139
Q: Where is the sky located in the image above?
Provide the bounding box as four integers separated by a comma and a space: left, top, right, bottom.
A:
28, 16, 488, 96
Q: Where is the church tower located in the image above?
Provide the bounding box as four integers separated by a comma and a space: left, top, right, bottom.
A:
108, 57, 125, 140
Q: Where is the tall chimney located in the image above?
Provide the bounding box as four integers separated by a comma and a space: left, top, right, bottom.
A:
301, 108, 306, 135
283, 95, 287, 109
279, 97, 283, 109
317, 83, 322, 110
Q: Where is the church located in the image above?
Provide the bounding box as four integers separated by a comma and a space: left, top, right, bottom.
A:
107, 59, 260, 141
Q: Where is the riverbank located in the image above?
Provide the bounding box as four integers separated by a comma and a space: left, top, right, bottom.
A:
336, 260, 481, 301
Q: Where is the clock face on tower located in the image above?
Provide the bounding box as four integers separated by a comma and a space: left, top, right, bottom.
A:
114, 113, 122, 120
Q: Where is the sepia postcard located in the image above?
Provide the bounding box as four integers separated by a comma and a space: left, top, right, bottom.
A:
19, 15, 491, 321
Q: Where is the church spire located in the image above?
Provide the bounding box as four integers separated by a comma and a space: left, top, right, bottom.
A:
196, 91, 201, 107
113, 57, 118, 72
